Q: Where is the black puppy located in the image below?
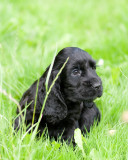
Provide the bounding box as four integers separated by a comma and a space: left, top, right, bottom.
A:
14, 47, 103, 142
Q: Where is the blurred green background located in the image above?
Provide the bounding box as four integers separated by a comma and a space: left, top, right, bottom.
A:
0, 0, 128, 89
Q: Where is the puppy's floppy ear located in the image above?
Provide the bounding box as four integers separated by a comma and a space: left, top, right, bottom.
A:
38, 69, 67, 124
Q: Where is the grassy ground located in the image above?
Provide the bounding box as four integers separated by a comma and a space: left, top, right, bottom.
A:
0, 0, 128, 159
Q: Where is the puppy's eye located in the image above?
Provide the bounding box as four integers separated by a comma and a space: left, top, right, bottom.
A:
72, 69, 81, 76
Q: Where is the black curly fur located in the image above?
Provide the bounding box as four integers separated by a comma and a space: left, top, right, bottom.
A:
14, 47, 103, 142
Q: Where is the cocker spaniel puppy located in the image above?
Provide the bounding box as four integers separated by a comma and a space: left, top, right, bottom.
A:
14, 47, 103, 142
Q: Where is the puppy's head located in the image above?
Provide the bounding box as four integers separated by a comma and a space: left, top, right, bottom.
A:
54, 47, 103, 103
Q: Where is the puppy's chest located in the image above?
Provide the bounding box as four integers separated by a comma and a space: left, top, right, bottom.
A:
67, 102, 83, 120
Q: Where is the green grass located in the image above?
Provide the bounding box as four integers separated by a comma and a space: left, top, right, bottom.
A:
0, 0, 128, 159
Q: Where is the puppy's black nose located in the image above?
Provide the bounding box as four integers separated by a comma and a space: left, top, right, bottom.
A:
92, 82, 101, 90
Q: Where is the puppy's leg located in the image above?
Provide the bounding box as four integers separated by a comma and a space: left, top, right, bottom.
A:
59, 120, 79, 143
79, 103, 101, 134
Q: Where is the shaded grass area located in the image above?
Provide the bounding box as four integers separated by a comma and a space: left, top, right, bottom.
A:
0, 0, 128, 159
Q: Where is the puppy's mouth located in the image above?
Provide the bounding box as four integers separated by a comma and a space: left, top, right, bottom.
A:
83, 88, 102, 98
63, 85, 103, 103
80, 86, 103, 103
96, 86, 103, 97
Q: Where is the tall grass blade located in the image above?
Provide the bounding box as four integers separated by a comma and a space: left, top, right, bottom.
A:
31, 57, 69, 142
32, 79, 39, 126
45, 48, 57, 92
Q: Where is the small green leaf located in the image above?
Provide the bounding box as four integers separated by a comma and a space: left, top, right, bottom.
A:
74, 128, 86, 158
